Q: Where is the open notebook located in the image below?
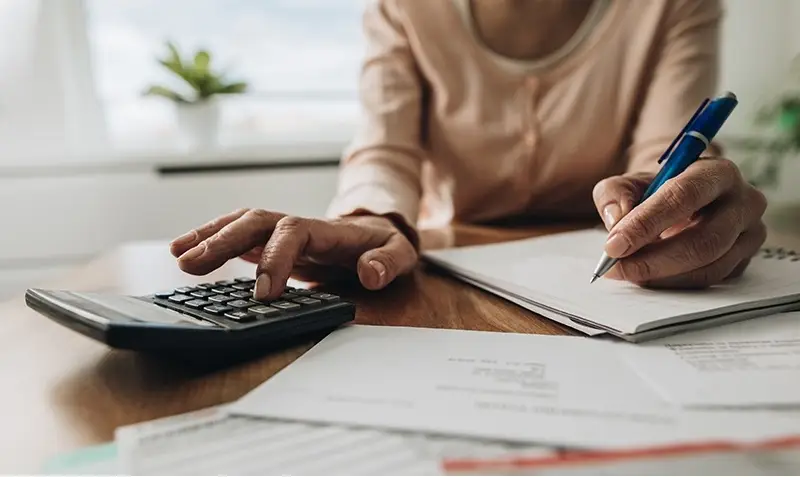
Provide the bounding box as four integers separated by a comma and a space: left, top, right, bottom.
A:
423, 229, 800, 341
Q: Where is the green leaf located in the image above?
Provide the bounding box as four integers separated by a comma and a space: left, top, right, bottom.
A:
194, 50, 210, 71
142, 85, 189, 103
215, 82, 248, 94
166, 41, 182, 67
779, 109, 800, 132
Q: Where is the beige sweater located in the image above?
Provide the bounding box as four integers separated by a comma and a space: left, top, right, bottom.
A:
327, 0, 723, 235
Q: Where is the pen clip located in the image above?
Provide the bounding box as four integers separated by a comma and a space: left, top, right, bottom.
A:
657, 97, 710, 164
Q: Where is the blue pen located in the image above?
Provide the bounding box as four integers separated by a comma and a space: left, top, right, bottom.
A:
590, 91, 739, 283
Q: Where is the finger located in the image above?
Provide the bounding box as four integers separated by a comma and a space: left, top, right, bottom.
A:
170, 208, 250, 257
254, 217, 399, 300
611, 194, 754, 282
606, 158, 742, 259
356, 232, 419, 290
253, 216, 312, 301
642, 222, 766, 289
177, 209, 285, 275
726, 258, 750, 280
239, 246, 265, 264
592, 173, 652, 230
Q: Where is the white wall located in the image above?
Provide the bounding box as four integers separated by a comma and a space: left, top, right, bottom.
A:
719, 0, 798, 136
0, 166, 340, 299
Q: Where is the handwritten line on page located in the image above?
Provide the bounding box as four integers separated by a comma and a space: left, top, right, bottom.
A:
115, 406, 555, 475
228, 325, 800, 450
617, 311, 800, 408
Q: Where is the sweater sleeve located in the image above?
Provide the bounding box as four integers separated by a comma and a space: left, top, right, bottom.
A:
326, 0, 425, 248
626, 0, 724, 174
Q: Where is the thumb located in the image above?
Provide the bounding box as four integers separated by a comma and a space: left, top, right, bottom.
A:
356, 232, 418, 290
592, 172, 653, 230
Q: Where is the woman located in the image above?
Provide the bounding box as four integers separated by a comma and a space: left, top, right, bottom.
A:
170, 0, 767, 302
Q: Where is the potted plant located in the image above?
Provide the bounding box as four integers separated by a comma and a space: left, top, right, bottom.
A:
144, 41, 248, 148
734, 56, 800, 192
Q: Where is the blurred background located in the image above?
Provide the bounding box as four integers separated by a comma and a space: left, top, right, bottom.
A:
0, 0, 798, 299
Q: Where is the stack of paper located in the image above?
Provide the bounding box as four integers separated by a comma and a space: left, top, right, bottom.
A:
111, 407, 554, 475
46, 312, 800, 474
423, 229, 800, 341
441, 436, 800, 475
227, 317, 800, 451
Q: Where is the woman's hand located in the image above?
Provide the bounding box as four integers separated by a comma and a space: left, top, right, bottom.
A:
169, 209, 418, 300
592, 157, 767, 289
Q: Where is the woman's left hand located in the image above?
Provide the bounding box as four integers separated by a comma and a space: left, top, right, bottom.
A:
592, 157, 768, 289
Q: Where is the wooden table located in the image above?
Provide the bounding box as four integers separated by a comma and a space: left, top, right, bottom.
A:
2, 221, 799, 473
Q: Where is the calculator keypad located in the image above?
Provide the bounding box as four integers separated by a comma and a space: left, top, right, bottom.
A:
150, 278, 340, 327
168, 294, 192, 303
204, 304, 233, 315
185, 299, 213, 309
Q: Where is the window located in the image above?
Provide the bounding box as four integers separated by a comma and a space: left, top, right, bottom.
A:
84, 0, 366, 151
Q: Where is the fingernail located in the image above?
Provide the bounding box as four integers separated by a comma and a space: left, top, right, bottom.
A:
179, 242, 205, 261
172, 230, 197, 247
605, 233, 631, 257
254, 274, 271, 299
603, 203, 622, 230
369, 260, 387, 285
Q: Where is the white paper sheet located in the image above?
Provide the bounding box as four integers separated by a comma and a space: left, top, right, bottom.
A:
228, 325, 800, 450
115, 405, 555, 475
618, 311, 800, 408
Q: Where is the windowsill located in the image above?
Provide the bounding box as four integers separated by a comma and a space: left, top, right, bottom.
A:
0, 138, 348, 177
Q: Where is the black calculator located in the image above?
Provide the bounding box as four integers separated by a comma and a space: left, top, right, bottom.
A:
25, 277, 355, 355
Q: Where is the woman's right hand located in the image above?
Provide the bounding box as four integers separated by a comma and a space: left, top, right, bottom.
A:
169, 209, 418, 301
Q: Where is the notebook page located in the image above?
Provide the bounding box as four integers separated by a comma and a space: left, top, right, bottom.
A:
495, 255, 800, 334
424, 229, 800, 335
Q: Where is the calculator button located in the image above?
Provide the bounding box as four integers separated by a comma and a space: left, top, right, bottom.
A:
224, 310, 255, 322
211, 287, 236, 294
208, 295, 234, 303
203, 304, 233, 315
231, 283, 253, 291
168, 294, 192, 303
272, 301, 301, 310
227, 300, 253, 309
249, 305, 280, 316
293, 297, 321, 306
280, 293, 297, 300
234, 277, 255, 284
175, 287, 196, 294
311, 293, 340, 302
195, 283, 215, 290
230, 291, 252, 299
154, 290, 174, 298
190, 290, 214, 298
215, 280, 238, 286
185, 299, 213, 309
290, 289, 314, 296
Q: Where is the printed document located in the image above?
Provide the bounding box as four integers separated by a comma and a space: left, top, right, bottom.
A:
228, 325, 800, 449
115, 406, 553, 475
618, 311, 800, 407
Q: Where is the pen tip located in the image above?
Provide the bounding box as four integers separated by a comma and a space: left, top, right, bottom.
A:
589, 275, 598, 284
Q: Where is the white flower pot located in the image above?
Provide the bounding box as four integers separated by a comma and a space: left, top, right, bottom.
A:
176, 99, 220, 149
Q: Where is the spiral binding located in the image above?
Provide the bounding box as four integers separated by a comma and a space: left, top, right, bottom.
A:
760, 247, 800, 261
